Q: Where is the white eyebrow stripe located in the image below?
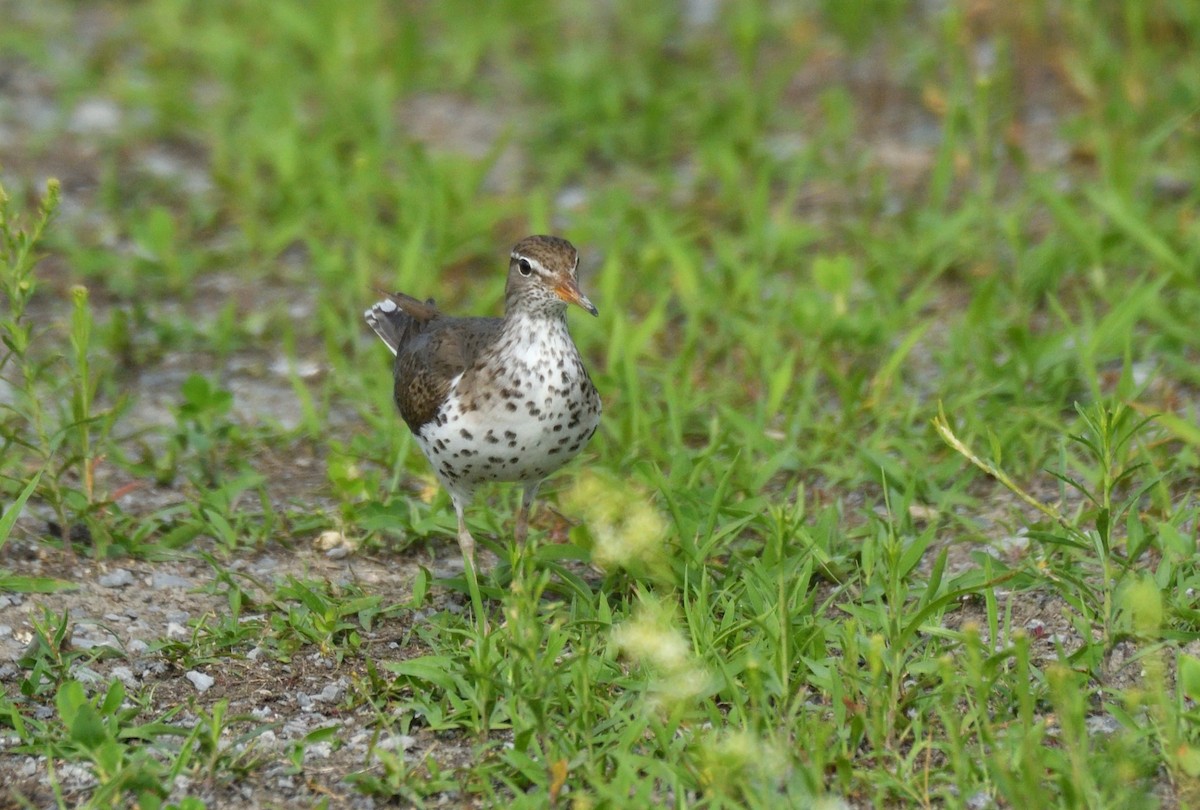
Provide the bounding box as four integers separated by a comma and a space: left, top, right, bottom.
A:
514, 255, 549, 274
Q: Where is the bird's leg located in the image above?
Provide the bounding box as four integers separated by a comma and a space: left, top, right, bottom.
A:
450, 492, 488, 634
514, 482, 541, 543
451, 494, 476, 563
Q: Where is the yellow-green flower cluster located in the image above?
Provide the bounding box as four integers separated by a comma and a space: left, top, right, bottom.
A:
611, 597, 709, 711
696, 729, 787, 796
562, 470, 669, 575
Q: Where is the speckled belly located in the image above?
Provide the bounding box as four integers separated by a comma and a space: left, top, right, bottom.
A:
416, 372, 600, 491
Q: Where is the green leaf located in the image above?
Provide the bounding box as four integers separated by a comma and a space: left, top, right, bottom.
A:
61, 688, 109, 750
1159, 522, 1196, 560
1151, 410, 1200, 448
0, 472, 41, 548
1180, 655, 1200, 704
1119, 575, 1164, 637
100, 679, 125, 715
0, 571, 76, 593
55, 680, 87, 721
385, 655, 459, 691
1086, 186, 1184, 275
1175, 743, 1200, 778
302, 724, 340, 744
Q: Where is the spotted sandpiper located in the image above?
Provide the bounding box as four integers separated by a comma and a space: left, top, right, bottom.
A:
365, 235, 602, 561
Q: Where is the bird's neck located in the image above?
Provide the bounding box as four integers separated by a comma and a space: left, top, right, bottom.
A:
502, 306, 568, 334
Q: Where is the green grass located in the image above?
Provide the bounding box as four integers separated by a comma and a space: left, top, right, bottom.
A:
3, 0, 1200, 807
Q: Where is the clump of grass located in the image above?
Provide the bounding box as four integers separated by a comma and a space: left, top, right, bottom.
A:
1, 177, 120, 556
0, 472, 74, 592
936, 400, 1172, 647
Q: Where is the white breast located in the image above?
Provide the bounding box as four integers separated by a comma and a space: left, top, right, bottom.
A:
414, 316, 600, 493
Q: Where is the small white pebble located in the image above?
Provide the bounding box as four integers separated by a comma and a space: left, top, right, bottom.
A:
1086, 714, 1120, 735
377, 734, 416, 752
69, 98, 121, 135
186, 671, 215, 692
306, 741, 333, 759
110, 666, 137, 688
70, 666, 104, 685
98, 569, 135, 588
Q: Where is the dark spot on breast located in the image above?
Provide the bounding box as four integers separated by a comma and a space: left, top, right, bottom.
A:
488, 455, 503, 464
504, 430, 517, 440
460, 428, 473, 439
506, 402, 518, 412
510, 456, 520, 464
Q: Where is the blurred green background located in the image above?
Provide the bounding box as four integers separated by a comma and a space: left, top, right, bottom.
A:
3, 0, 1200, 807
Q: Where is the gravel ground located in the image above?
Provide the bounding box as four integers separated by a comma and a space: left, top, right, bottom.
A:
0, 537, 496, 808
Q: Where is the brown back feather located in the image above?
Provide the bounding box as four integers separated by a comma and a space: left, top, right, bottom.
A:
388, 298, 502, 430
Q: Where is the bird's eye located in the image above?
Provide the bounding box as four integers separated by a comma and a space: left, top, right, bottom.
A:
518, 258, 533, 276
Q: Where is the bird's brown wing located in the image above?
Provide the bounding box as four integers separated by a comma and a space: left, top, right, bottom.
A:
392, 309, 502, 431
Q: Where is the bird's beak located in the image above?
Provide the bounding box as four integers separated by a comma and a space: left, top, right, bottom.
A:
556, 279, 599, 316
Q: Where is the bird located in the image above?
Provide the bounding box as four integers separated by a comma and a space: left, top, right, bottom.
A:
364, 235, 602, 562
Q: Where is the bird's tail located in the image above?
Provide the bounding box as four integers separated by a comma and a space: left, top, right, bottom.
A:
364, 293, 439, 356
